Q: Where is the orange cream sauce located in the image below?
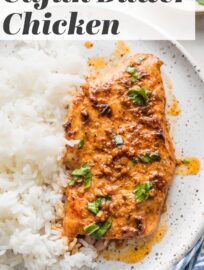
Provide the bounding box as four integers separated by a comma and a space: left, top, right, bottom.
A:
84, 41, 93, 49
112, 41, 130, 58
163, 75, 181, 117
100, 224, 167, 264
88, 57, 106, 69
176, 157, 200, 176
167, 97, 181, 116
87, 41, 131, 75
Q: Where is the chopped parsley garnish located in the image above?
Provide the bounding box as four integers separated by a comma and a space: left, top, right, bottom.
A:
139, 152, 161, 163
84, 217, 112, 240
114, 135, 123, 146
126, 66, 136, 74
87, 198, 102, 215
84, 223, 100, 235
71, 163, 90, 177
134, 182, 153, 203
68, 179, 76, 186
84, 170, 92, 188
71, 163, 92, 188
182, 159, 190, 165
128, 88, 149, 106
87, 196, 111, 215
78, 139, 85, 149
126, 66, 140, 83
131, 152, 160, 164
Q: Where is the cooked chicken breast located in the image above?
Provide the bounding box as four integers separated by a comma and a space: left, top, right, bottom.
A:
63, 53, 176, 240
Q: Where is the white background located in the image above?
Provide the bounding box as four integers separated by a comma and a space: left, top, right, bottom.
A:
0, 0, 195, 40
181, 15, 204, 77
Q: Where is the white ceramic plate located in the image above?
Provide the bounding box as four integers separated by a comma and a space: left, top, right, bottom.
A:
1, 39, 203, 270
80, 40, 204, 270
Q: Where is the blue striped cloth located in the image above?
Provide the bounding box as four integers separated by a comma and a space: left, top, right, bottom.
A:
173, 237, 204, 270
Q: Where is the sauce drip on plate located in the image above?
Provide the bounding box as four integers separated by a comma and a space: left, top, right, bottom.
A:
176, 157, 200, 176
84, 41, 93, 49
88, 57, 106, 69
167, 97, 181, 116
112, 41, 130, 58
164, 75, 181, 117
100, 224, 167, 264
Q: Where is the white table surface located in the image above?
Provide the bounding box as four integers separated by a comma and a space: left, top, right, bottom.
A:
180, 15, 204, 77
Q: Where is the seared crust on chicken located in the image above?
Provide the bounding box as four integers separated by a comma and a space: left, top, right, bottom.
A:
63, 53, 176, 240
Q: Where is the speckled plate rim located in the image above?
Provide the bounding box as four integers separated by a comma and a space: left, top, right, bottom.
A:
162, 40, 204, 269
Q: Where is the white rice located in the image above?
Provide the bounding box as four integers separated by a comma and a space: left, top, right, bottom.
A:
0, 41, 97, 270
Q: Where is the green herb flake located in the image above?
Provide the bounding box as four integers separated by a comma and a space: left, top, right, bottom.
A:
87, 196, 111, 215
114, 135, 123, 146
71, 163, 92, 188
93, 217, 112, 240
182, 159, 190, 165
126, 66, 140, 83
78, 139, 85, 149
68, 179, 76, 187
126, 66, 136, 74
134, 182, 153, 203
71, 163, 90, 177
84, 170, 92, 188
87, 198, 102, 215
84, 217, 112, 240
139, 152, 161, 163
139, 154, 151, 163
150, 152, 161, 161
128, 88, 149, 106
84, 223, 100, 235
